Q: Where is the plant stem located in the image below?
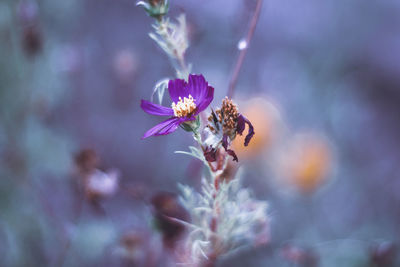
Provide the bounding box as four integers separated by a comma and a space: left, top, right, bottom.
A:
193, 132, 218, 173
227, 0, 263, 98
177, 54, 189, 78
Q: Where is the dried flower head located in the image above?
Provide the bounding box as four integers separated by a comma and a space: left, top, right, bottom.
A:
210, 97, 240, 138
206, 97, 255, 162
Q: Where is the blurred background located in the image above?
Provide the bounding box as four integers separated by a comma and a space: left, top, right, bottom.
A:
1, 0, 400, 266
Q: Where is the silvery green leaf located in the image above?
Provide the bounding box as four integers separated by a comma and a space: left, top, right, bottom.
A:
174, 150, 198, 161
175, 146, 206, 163
193, 207, 213, 214
150, 78, 169, 105
178, 168, 270, 263
169, 217, 202, 232
192, 240, 210, 259
136, 1, 151, 9
188, 146, 203, 156
149, 15, 189, 62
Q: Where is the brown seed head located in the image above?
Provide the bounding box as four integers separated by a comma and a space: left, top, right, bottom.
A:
208, 97, 239, 137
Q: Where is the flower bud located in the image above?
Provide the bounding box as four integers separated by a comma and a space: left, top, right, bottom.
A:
137, 0, 169, 20
180, 116, 200, 133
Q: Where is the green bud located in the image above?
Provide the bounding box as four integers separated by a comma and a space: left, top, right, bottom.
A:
137, 0, 169, 20
180, 116, 200, 133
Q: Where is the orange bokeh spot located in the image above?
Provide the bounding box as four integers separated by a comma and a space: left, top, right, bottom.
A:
280, 134, 333, 194
232, 97, 280, 159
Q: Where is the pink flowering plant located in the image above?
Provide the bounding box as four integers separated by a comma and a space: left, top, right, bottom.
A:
139, 1, 269, 266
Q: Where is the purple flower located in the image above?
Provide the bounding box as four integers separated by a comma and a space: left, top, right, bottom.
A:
141, 74, 214, 139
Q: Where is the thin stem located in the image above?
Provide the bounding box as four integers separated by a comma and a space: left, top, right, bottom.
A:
54, 184, 84, 267
192, 132, 226, 266
155, 17, 189, 79
193, 132, 218, 173
227, 0, 263, 98
177, 55, 189, 78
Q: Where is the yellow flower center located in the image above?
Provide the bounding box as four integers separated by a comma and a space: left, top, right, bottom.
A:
171, 94, 196, 117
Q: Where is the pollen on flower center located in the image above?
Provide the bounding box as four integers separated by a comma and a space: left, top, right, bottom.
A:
171, 94, 196, 117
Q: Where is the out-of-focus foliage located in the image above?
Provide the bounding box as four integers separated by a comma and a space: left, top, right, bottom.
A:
178, 172, 269, 265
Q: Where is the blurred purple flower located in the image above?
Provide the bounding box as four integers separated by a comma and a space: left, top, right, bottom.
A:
141, 74, 214, 138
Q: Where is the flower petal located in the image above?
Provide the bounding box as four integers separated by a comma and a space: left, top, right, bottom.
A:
187, 75, 214, 114
168, 78, 187, 103
168, 75, 214, 114
187, 74, 207, 101
195, 85, 214, 114
222, 134, 238, 162
142, 117, 182, 139
141, 100, 174, 116
157, 118, 184, 135
236, 114, 246, 135
237, 114, 255, 146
